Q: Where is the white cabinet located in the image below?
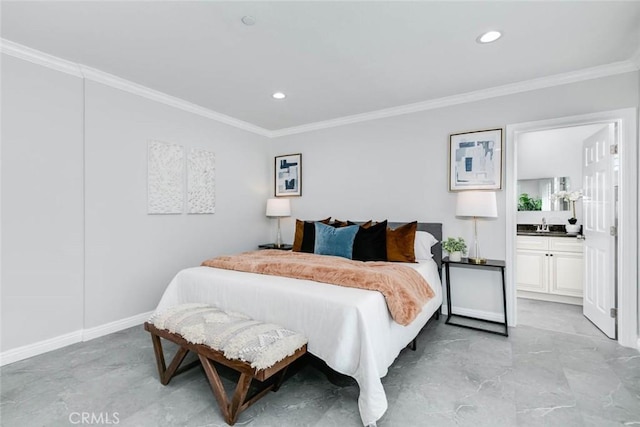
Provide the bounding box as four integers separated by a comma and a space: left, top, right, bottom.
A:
516, 236, 583, 301
516, 248, 547, 293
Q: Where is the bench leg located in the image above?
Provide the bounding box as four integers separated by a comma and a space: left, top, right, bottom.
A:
150, 330, 190, 385
199, 354, 233, 424
272, 365, 289, 392
229, 373, 252, 424
199, 354, 281, 426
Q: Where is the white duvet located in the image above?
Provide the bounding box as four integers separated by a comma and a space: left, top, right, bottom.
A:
155, 259, 442, 426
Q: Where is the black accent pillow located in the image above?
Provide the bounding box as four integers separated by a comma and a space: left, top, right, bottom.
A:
293, 217, 331, 253
352, 220, 388, 261
300, 221, 317, 253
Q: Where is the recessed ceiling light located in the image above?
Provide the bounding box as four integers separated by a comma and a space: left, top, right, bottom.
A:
241, 15, 256, 26
272, 92, 286, 100
477, 30, 502, 44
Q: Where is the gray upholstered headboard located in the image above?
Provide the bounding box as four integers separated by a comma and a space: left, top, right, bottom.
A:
387, 222, 443, 272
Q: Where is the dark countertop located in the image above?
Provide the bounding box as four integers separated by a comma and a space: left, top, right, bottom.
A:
517, 224, 582, 238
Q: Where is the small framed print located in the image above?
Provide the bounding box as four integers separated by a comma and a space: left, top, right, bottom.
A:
275, 153, 301, 197
449, 128, 503, 191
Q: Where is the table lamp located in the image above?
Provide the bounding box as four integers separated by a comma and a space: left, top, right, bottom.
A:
266, 198, 291, 248
455, 191, 497, 264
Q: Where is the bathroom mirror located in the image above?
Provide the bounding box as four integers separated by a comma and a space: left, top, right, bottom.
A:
517, 177, 571, 211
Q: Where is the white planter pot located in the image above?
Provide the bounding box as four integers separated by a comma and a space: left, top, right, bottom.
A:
449, 251, 462, 262
565, 224, 581, 234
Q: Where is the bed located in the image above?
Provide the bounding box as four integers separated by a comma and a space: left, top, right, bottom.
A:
154, 222, 443, 426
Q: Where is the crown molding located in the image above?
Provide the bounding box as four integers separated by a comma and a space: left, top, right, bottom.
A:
270, 59, 640, 138
0, 38, 83, 77
1, 38, 271, 138
3, 38, 639, 139
78, 65, 271, 137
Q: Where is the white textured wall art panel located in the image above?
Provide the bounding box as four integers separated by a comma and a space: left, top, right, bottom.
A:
187, 148, 216, 214
148, 140, 184, 214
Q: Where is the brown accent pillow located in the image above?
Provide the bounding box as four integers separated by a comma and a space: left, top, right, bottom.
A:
331, 219, 349, 228
293, 217, 331, 252
386, 221, 418, 262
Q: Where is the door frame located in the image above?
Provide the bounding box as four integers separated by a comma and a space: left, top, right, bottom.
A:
505, 108, 638, 349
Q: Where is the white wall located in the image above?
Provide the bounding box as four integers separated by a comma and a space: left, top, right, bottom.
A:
1, 55, 84, 350
83, 81, 270, 328
270, 71, 639, 320
1, 54, 271, 354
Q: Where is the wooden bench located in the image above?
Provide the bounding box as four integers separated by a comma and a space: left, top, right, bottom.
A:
144, 304, 308, 425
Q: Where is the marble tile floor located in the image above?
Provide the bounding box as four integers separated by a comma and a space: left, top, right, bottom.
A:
517, 298, 609, 339
1, 301, 639, 427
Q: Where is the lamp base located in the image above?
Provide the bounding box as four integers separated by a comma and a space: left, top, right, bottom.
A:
275, 218, 283, 248
468, 257, 487, 265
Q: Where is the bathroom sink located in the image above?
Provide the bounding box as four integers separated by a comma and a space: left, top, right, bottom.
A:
517, 231, 579, 237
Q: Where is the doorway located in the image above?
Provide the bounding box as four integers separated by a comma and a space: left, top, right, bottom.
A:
514, 123, 609, 338
505, 109, 638, 349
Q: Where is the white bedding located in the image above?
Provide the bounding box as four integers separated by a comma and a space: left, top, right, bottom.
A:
154, 258, 443, 426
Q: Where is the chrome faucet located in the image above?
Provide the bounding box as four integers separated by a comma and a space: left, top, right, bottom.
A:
536, 217, 549, 232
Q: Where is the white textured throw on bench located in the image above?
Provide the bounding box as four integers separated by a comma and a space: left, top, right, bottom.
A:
149, 303, 308, 370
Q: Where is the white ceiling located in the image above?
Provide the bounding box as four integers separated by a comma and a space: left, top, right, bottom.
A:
2, 1, 640, 132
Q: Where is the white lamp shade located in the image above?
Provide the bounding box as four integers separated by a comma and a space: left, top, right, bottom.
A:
266, 198, 291, 217
456, 191, 497, 218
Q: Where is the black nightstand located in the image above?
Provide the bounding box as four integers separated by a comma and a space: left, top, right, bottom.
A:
443, 256, 508, 336
258, 243, 293, 250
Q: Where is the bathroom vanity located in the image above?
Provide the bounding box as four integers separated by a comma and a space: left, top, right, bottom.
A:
516, 227, 584, 305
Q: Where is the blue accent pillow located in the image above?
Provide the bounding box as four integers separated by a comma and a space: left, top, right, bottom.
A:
314, 222, 359, 259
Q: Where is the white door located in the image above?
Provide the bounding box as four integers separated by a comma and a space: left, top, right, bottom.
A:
582, 124, 616, 338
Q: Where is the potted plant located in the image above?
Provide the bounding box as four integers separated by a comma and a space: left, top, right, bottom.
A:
442, 237, 467, 262
552, 190, 583, 232
518, 193, 542, 211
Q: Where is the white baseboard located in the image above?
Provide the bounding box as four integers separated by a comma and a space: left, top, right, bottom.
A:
0, 330, 83, 366
0, 310, 154, 367
440, 306, 505, 323
517, 290, 582, 306
82, 310, 153, 342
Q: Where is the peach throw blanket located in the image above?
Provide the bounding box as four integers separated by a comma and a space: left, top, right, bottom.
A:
202, 250, 434, 326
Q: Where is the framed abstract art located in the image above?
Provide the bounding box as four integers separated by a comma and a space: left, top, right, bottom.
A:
275, 153, 302, 197
449, 128, 503, 191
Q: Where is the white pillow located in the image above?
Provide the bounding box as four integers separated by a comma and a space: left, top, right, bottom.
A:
414, 231, 438, 260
